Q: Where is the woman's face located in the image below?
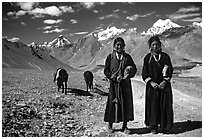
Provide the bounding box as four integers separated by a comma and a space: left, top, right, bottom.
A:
114, 41, 125, 53
150, 41, 161, 53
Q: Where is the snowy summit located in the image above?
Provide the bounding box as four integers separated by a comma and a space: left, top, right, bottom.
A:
142, 19, 181, 36
97, 26, 126, 41
49, 35, 71, 48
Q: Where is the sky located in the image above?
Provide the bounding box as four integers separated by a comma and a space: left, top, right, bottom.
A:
1, 1, 202, 44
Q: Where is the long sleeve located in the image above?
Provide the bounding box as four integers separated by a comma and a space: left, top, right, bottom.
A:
127, 54, 137, 78
142, 54, 152, 84
163, 54, 173, 82
104, 54, 112, 80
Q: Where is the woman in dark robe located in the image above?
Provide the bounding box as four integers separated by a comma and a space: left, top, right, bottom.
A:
142, 36, 173, 134
104, 37, 137, 134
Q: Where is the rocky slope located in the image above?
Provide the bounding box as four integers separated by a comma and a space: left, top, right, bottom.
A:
2, 38, 76, 71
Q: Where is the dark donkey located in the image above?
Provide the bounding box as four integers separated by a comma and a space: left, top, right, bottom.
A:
54, 68, 69, 93
83, 71, 94, 92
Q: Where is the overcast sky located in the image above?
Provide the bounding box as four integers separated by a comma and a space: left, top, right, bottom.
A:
2, 2, 202, 44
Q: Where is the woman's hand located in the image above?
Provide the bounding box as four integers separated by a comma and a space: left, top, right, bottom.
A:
158, 80, 167, 89
150, 81, 159, 89
116, 75, 123, 82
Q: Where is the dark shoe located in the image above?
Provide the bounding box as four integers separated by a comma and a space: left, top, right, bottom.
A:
108, 127, 114, 133
108, 124, 114, 133
123, 127, 131, 134
150, 125, 158, 134
151, 129, 158, 134
162, 129, 171, 134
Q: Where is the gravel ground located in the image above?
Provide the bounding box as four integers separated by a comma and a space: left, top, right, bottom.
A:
2, 68, 202, 137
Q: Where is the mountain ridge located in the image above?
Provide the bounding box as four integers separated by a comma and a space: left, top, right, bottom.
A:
2, 19, 202, 72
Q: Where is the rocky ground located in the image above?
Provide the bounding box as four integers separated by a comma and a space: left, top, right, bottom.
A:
2, 68, 202, 137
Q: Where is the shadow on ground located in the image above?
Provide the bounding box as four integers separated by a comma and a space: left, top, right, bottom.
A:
171, 120, 202, 134
128, 120, 202, 135
67, 87, 108, 97
93, 87, 108, 96
68, 88, 93, 96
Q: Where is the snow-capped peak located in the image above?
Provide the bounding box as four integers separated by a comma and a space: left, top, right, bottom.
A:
153, 19, 180, 28
141, 19, 181, 36
28, 42, 38, 47
49, 35, 71, 48
97, 26, 126, 41
192, 22, 202, 28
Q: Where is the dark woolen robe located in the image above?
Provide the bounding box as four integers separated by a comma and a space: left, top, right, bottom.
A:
104, 51, 137, 123
142, 51, 173, 130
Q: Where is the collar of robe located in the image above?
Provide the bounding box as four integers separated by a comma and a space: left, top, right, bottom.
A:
116, 52, 123, 60
148, 51, 161, 64
153, 53, 161, 62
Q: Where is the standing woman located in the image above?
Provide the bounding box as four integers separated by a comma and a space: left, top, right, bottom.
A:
104, 37, 137, 134
142, 36, 173, 134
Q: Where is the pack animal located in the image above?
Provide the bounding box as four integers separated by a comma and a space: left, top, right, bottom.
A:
54, 68, 69, 93
83, 71, 94, 92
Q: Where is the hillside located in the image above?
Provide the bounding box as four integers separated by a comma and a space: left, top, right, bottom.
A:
2, 39, 76, 71
2, 19, 202, 73
50, 34, 104, 69
50, 25, 201, 74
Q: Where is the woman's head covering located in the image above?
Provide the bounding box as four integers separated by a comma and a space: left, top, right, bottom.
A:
113, 37, 125, 53
113, 37, 125, 47
148, 36, 161, 49
148, 36, 162, 55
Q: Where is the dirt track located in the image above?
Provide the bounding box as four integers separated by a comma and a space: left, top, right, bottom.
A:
2, 69, 202, 137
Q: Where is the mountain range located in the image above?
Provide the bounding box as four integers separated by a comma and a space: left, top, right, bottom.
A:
2, 19, 202, 73
2, 38, 75, 71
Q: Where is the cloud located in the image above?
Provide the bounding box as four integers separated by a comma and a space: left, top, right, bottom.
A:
21, 22, 26, 26
16, 2, 38, 11
126, 12, 155, 21
167, 6, 201, 22
28, 8, 45, 18
99, 13, 120, 20
80, 2, 96, 9
126, 14, 139, 21
43, 26, 53, 30
8, 37, 20, 42
74, 31, 88, 35
140, 12, 155, 17
177, 6, 200, 13
79, 2, 105, 9
44, 6, 62, 16
43, 28, 66, 34
7, 12, 16, 16
2, 36, 8, 39
112, 9, 127, 14
59, 6, 74, 13
181, 17, 202, 22
70, 19, 78, 24
16, 10, 27, 17
113, 9, 120, 13
168, 13, 201, 20
7, 10, 27, 18
43, 19, 63, 25
8, 4, 75, 19
93, 10, 99, 13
